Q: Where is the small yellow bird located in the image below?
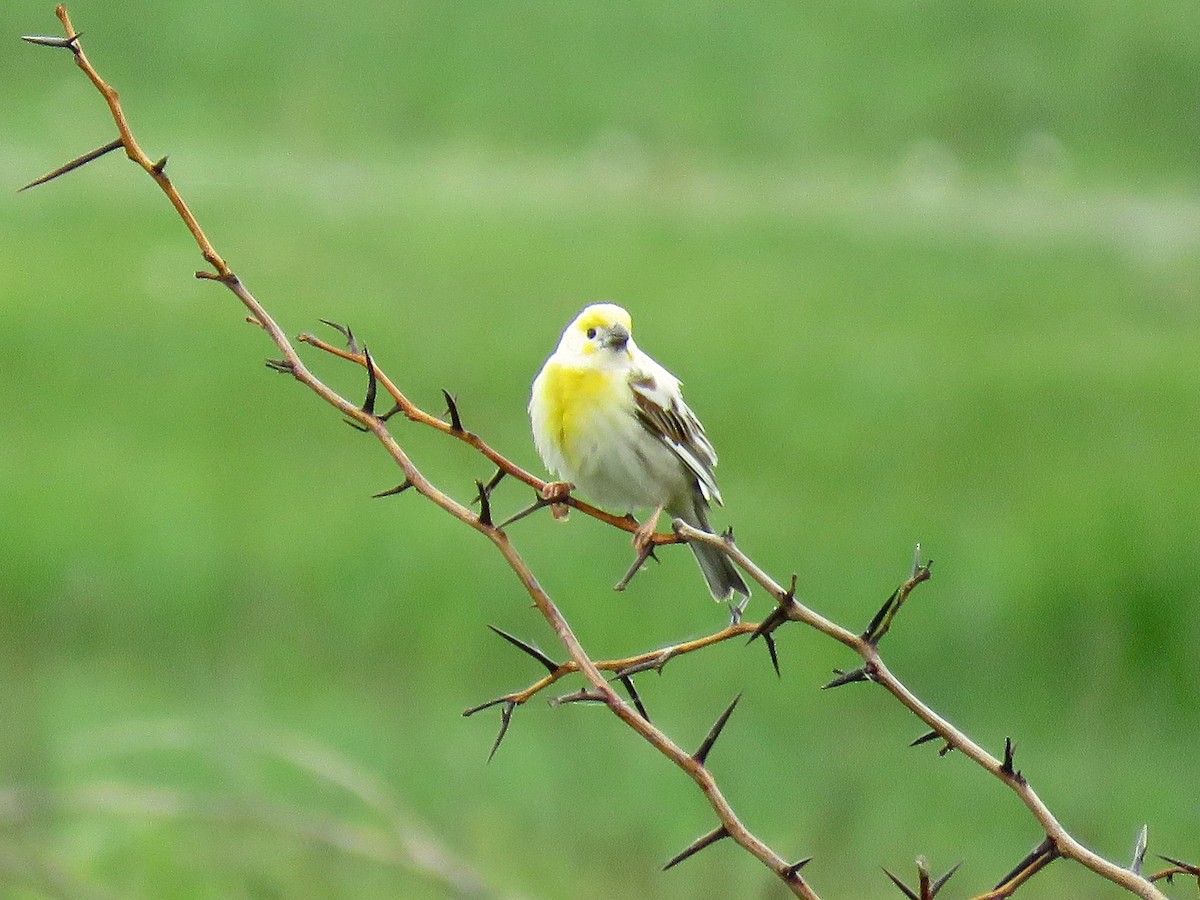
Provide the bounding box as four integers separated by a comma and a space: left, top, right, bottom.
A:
529, 303, 749, 602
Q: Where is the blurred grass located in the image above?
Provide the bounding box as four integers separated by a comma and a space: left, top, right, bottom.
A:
4, 0, 1200, 897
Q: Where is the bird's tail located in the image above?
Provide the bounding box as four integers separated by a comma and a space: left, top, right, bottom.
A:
673, 499, 750, 602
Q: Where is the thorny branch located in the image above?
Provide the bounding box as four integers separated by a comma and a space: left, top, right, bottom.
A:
20, 8, 1184, 899
20, 7, 814, 898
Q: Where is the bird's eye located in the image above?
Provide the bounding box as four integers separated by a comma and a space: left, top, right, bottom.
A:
586, 327, 597, 339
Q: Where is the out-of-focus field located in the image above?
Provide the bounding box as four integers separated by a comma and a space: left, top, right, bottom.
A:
3, 2, 1198, 897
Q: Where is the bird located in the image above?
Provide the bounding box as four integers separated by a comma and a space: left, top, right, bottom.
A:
529, 302, 749, 603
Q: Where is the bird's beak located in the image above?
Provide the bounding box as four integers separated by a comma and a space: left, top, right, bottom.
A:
605, 323, 630, 351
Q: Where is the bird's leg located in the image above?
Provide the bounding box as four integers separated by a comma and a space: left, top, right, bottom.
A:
632, 503, 664, 552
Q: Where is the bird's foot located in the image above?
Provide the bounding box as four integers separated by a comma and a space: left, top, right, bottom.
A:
541, 481, 573, 520
540, 481, 573, 503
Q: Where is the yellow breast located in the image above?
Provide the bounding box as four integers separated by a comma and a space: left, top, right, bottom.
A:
536, 362, 624, 468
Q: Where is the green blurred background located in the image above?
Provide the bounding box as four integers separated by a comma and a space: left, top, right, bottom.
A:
3, 1, 1199, 897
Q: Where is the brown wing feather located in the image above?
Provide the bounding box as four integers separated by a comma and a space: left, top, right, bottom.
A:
630, 374, 722, 504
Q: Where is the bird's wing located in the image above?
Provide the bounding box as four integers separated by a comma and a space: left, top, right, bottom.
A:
628, 365, 723, 506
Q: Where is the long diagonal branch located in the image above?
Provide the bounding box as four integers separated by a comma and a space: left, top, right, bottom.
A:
22, 5, 815, 897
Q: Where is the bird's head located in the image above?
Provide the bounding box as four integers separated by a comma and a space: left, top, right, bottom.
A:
558, 303, 634, 358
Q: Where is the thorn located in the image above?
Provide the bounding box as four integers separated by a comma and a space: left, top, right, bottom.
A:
993, 837, 1057, 891
784, 858, 813, 881
361, 346, 378, 417
482, 466, 506, 495
548, 688, 606, 708
614, 541, 658, 592
343, 419, 370, 432
21, 32, 81, 50
1000, 736, 1023, 782
882, 867, 920, 900
617, 674, 650, 722
692, 694, 741, 766
662, 826, 729, 871
822, 665, 873, 689
475, 479, 493, 527
930, 861, 962, 896
1157, 854, 1200, 875
615, 649, 675, 679
19, 138, 123, 192
379, 403, 404, 422
461, 695, 513, 717
441, 389, 463, 432
762, 631, 781, 677
265, 358, 294, 374
1131, 825, 1148, 875
372, 480, 413, 498
496, 496, 551, 529
319, 318, 360, 355
487, 625, 559, 675
862, 587, 899, 644
151, 156, 168, 174
487, 700, 516, 762
747, 604, 788, 645
910, 730, 941, 748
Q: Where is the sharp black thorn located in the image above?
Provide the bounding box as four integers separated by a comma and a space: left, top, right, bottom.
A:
18, 137, 123, 192
881, 867, 920, 900
747, 605, 787, 645
483, 466, 506, 494
441, 389, 463, 431
822, 666, 872, 689
931, 861, 962, 896
662, 826, 730, 871
343, 419, 370, 432
379, 402, 403, 422
265, 358, 294, 374
372, 480, 413, 499
784, 857, 812, 881
617, 674, 650, 722
496, 497, 549, 529
910, 730, 941, 748
487, 700, 516, 762
1157, 854, 1198, 874
1000, 736, 1023, 781
692, 693, 742, 766
474, 480, 493, 526
993, 837, 1056, 890
763, 632, 781, 677
863, 588, 899, 643
614, 542, 657, 592
361, 346, 378, 416
318, 318, 360, 355
462, 695, 512, 717
487, 625, 559, 675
